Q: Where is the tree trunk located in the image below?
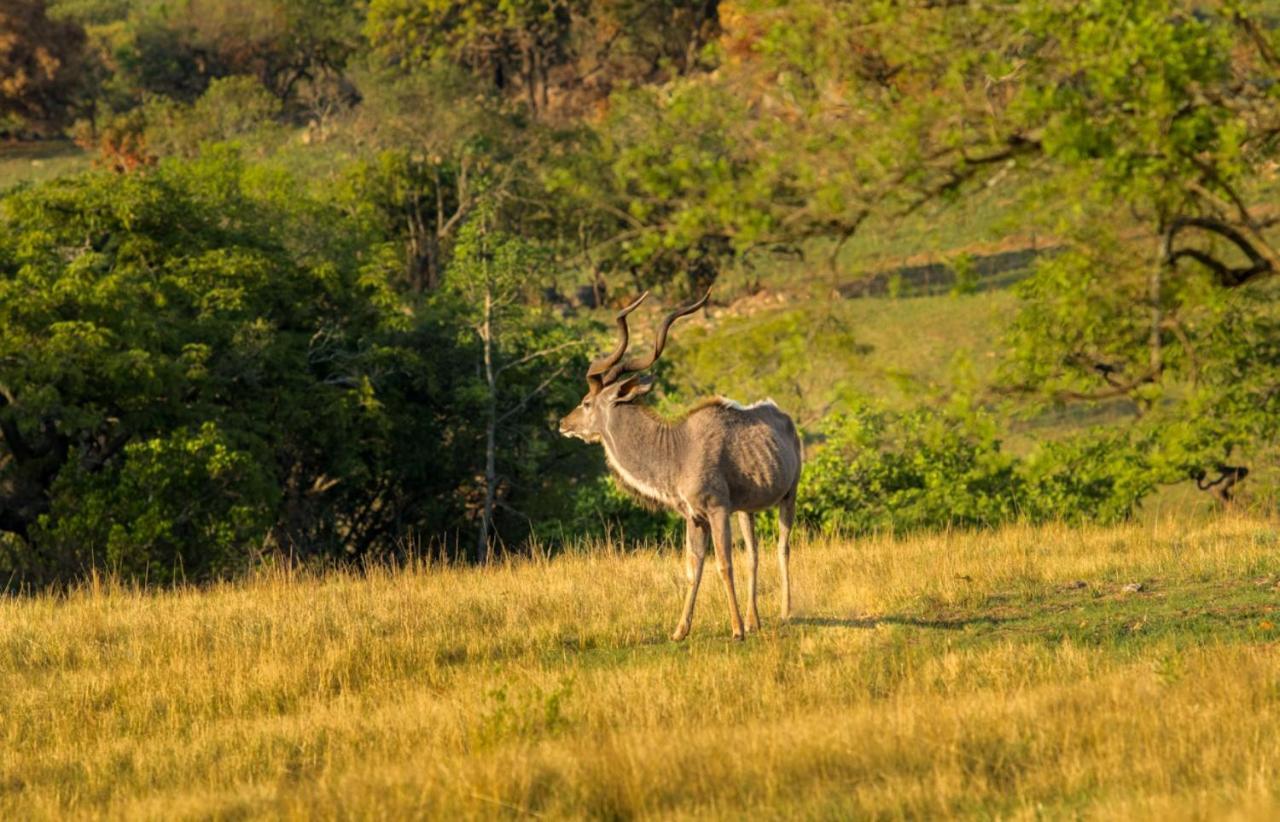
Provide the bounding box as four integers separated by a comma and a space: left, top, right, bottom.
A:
406, 197, 428, 293
539, 47, 550, 113
424, 235, 440, 291
1149, 264, 1163, 374
1143, 238, 1165, 417
477, 286, 497, 564
521, 40, 538, 113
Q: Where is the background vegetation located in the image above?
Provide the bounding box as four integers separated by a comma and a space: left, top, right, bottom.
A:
6, 0, 1280, 586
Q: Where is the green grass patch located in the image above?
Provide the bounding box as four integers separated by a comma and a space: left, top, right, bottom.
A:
0, 140, 90, 190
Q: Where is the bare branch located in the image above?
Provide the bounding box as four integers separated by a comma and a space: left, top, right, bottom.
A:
495, 340, 583, 376
497, 364, 570, 426
1049, 354, 1161, 407
1186, 175, 1255, 229
1194, 463, 1249, 505
1165, 216, 1275, 287
80, 429, 131, 472
495, 499, 535, 530
1232, 12, 1280, 70
1054, 379, 1155, 404
1161, 316, 1201, 388
895, 133, 1043, 218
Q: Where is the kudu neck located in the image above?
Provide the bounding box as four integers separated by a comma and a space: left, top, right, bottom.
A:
601, 403, 685, 493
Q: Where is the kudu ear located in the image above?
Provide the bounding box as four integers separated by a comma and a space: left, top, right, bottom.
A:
612, 374, 655, 404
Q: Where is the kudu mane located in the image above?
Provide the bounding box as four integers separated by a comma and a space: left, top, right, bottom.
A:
632, 396, 754, 426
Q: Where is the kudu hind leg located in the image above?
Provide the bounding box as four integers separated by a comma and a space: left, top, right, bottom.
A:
671, 518, 708, 641
711, 509, 746, 640
778, 494, 795, 620
738, 511, 761, 632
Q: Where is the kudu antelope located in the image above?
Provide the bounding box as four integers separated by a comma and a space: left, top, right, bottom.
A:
559, 292, 802, 641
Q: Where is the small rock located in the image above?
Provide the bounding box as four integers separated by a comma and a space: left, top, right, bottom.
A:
1121, 582, 1144, 594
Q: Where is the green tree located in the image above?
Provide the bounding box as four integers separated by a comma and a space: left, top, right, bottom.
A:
554, 0, 1039, 293
336, 67, 529, 292
988, 1, 1280, 502
366, 0, 578, 115
0, 149, 483, 584
445, 207, 582, 560
0, 0, 89, 135
140, 75, 282, 158
364, 0, 722, 118
573, 0, 1280, 503
63, 0, 360, 166
106, 0, 360, 106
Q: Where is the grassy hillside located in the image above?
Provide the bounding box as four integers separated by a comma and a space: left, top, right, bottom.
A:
7, 517, 1280, 819
665, 290, 1017, 424
0, 141, 90, 191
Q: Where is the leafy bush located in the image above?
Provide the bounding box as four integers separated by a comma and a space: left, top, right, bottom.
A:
142, 76, 282, 158
38, 423, 277, 582
0, 149, 478, 584
1018, 430, 1156, 525
799, 405, 1019, 534
565, 474, 680, 545
799, 404, 1153, 535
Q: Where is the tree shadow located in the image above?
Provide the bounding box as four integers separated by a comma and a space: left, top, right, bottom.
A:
789, 613, 1015, 631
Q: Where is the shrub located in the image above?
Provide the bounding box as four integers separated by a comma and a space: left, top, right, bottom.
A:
798, 404, 1020, 535
565, 473, 680, 545
798, 403, 1154, 535
0, 149, 472, 584
142, 76, 282, 158
1018, 430, 1155, 525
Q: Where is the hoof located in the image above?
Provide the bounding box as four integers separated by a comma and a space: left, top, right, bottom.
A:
671, 626, 689, 642
745, 618, 760, 633
731, 631, 745, 642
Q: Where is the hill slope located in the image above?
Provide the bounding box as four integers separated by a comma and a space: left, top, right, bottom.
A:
6, 518, 1280, 818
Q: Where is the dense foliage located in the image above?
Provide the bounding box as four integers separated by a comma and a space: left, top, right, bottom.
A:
0, 151, 586, 583
799, 405, 1153, 535
8, 0, 1280, 585
0, 0, 88, 135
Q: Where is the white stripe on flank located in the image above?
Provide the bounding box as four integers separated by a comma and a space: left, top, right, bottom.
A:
601, 428, 678, 509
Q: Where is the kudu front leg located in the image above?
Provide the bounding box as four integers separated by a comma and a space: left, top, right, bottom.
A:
671, 517, 708, 641
738, 511, 761, 632
711, 508, 746, 640
778, 493, 795, 620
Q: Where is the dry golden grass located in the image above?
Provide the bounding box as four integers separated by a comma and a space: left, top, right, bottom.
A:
6, 516, 1280, 819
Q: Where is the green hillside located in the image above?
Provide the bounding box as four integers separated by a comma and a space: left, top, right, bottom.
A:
0, 141, 89, 190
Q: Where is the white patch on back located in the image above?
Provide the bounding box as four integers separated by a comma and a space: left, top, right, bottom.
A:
718, 396, 778, 411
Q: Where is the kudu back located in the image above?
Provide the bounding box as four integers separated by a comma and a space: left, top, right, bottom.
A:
559, 292, 802, 640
